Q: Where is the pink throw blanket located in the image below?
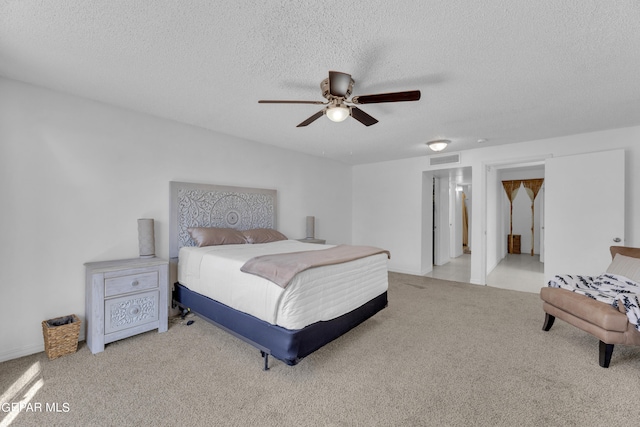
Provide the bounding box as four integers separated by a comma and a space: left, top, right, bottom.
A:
241, 245, 390, 288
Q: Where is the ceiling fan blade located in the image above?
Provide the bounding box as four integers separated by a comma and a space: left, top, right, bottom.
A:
259, 100, 326, 105
328, 71, 352, 97
351, 90, 421, 104
350, 107, 378, 126
296, 110, 325, 127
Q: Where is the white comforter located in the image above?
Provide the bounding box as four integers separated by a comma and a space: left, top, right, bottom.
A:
178, 240, 388, 330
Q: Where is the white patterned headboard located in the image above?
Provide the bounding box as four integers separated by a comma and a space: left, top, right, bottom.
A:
169, 182, 277, 258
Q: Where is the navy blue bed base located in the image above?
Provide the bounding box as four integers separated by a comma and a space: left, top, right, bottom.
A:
172, 283, 388, 367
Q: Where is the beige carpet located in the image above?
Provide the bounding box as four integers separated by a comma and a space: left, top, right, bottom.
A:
2, 272, 640, 426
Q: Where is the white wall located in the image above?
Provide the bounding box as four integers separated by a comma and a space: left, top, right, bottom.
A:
353, 126, 640, 283
485, 166, 501, 274
352, 156, 428, 274
4, 75, 640, 363
0, 78, 353, 362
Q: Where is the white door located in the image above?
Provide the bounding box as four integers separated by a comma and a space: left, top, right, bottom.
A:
432, 177, 451, 266
436, 178, 451, 265
544, 149, 625, 279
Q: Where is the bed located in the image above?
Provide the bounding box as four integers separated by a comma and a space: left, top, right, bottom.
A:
169, 182, 389, 369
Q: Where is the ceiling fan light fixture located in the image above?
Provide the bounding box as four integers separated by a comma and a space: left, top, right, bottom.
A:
326, 105, 350, 122
426, 139, 451, 152
259, 71, 421, 127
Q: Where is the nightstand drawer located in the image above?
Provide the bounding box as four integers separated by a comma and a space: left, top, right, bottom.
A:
105, 290, 159, 334
104, 270, 159, 297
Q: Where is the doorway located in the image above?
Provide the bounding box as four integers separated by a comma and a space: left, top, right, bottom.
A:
426, 167, 472, 283
423, 159, 544, 291
485, 163, 546, 293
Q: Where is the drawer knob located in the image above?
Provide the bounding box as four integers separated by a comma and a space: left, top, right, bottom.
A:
131, 280, 139, 286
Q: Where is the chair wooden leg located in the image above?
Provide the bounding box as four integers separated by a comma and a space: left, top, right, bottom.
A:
542, 313, 555, 331
599, 341, 614, 368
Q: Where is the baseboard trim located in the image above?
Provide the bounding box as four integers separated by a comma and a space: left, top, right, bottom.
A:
387, 267, 425, 276
1, 332, 85, 363
0, 343, 45, 363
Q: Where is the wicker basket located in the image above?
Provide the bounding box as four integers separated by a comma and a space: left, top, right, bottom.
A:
42, 314, 81, 360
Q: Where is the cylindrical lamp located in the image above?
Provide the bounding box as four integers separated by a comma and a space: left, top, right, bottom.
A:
306, 216, 315, 239
137, 218, 155, 258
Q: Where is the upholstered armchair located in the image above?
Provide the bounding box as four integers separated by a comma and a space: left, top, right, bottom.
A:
540, 246, 640, 367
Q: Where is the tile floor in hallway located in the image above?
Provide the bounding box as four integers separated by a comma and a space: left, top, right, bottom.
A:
425, 252, 545, 293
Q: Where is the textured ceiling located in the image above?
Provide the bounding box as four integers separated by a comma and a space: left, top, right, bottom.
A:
2, 1, 640, 164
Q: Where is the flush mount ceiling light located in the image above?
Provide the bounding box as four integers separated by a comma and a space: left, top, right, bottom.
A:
426, 139, 451, 152
326, 102, 350, 122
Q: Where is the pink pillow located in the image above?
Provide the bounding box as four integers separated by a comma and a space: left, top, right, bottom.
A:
241, 228, 288, 244
187, 227, 246, 247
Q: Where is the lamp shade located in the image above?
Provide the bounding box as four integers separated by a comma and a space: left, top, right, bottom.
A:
137, 218, 155, 258
306, 216, 315, 239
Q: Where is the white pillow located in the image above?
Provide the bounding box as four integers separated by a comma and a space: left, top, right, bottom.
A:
606, 254, 640, 282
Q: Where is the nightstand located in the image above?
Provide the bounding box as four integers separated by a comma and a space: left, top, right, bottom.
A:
297, 238, 326, 244
85, 257, 168, 354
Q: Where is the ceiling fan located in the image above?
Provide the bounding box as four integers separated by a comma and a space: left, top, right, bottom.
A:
258, 71, 421, 127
